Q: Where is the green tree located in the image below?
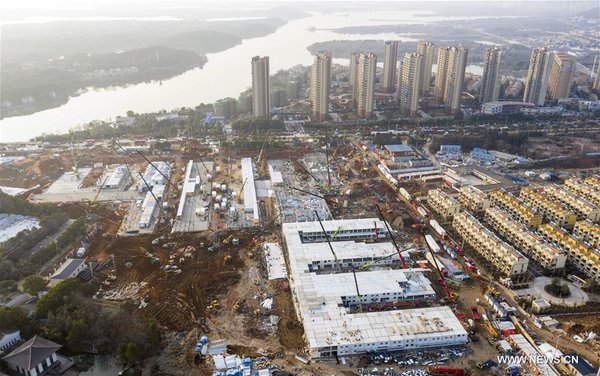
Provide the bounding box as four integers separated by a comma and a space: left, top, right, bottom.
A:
146, 319, 162, 349
36, 278, 82, 318
119, 342, 139, 363
66, 318, 87, 349
125, 342, 139, 363
118, 343, 128, 360
0, 280, 18, 294
22, 275, 47, 296
0, 306, 29, 331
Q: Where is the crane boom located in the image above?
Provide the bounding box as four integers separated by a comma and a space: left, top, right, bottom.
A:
237, 178, 248, 204
293, 160, 321, 184
375, 205, 407, 268
257, 129, 271, 164
93, 176, 109, 204
350, 264, 363, 312
314, 211, 363, 312
314, 211, 340, 271
288, 186, 326, 200
114, 140, 178, 192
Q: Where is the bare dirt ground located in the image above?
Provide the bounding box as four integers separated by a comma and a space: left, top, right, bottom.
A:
0, 154, 71, 188
83, 208, 304, 375
527, 136, 600, 159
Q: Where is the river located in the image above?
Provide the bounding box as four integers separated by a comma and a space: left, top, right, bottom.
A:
0, 9, 489, 142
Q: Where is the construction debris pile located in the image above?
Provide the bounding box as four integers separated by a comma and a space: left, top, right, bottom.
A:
99, 282, 148, 302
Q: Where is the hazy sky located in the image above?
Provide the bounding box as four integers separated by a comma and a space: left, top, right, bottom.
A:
3, 0, 596, 7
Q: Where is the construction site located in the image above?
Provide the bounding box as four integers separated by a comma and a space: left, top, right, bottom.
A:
1, 130, 600, 376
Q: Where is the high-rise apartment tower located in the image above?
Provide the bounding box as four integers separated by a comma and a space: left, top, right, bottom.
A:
310, 51, 332, 121
251, 56, 270, 118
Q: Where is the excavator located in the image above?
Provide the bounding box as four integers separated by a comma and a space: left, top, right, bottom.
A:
222, 234, 234, 244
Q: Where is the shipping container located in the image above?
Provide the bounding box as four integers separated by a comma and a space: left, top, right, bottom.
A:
425, 234, 441, 253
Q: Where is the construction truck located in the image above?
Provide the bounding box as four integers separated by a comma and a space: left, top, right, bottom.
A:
427, 366, 466, 375
485, 320, 499, 339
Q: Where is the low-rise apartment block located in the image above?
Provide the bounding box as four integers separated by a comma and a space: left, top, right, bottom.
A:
573, 220, 600, 249
564, 177, 600, 208
586, 175, 600, 188
538, 224, 600, 284
452, 212, 529, 277
458, 186, 490, 214
489, 190, 543, 229
543, 185, 600, 223
484, 207, 566, 270
519, 187, 577, 230
427, 189, 461, 219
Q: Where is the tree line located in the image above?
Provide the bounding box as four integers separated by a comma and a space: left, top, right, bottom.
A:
0, 278, 163, 368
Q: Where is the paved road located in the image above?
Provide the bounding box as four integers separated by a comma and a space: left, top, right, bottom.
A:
24, 219, 75, 258
518, 276, 589, 307
496, 283, 600, 368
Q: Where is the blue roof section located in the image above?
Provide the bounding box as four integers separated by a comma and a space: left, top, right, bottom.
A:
384, 144, 413, 153
563, 353, 597, 375
471, 147, 492, 154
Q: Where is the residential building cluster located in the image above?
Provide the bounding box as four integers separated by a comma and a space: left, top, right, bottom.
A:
538, 224, 600, 283
452, 211, 529, 277
427, 189, 461, 219
484, 207, 567, 270
542, 185, 600, 223
243, 35, 598, 125
564, 177, 600, 207
573, 220, 600, 249
489, 190, 543, 229
519, 187, 578, 229
458, 186, 490, 214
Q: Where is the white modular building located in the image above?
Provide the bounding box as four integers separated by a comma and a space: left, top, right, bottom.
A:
97, 165, 128, 189
176, 160, 199, 219
139, 161, 172, 192
139, 191, 158, 228
241, 158, 259, 223
283, 218, 469, 358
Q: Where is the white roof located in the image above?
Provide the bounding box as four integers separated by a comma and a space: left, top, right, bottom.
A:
268, 163, 284, 184
263, 243, 287, 280
139, 191, 158, 227
50, 258, 85, 280
103, 165, 127, 187
509, 335, 560, 376
241, 158, 259, 221
308, 269, 436, 299
282, 218, 467, 351
292, 240, 398, 263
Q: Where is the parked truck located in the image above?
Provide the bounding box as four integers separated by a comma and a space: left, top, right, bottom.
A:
430, 219, 447, 238
425, 234, 441, 253
398, 187, 412, 201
